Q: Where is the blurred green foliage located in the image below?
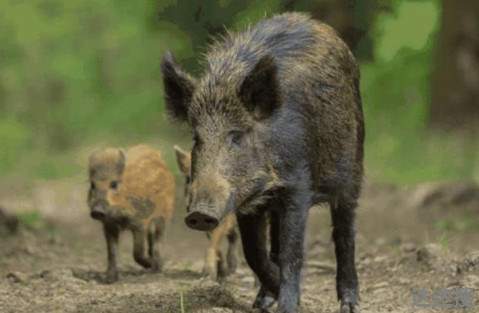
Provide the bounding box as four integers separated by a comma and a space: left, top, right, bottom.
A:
0, 0, 192, 178
435, 215, 479, 232
0, 0, 476, 183
17, 211, 48, 230
363, 0, 478, 183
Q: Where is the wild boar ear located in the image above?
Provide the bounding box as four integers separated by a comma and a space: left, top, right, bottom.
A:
174, 145, 191, 175
116, 149, 126, 175
239, 54, 279, 119
161, 51, 196, 122
88, 153, 99, 179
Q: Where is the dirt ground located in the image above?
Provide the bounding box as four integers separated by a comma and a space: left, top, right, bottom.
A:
1, 178, 479, 313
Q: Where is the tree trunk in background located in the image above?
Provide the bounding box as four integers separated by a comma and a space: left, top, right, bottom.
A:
309, 0, 361, 53
429, 0, 479, 131
282, 0, 391, 61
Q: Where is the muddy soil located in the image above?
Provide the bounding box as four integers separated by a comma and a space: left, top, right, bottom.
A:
1, 178, 479, 313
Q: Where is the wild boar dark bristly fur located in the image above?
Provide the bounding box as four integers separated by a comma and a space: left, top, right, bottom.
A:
162, 12, 364, 313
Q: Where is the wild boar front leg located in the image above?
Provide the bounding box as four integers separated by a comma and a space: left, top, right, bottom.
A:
147, 217, 165, 272
254, 210, 279, 310
276, 193, 310, 313
237, 211, 280, 303
103, 222, 120, 283
132, 227, 153, 269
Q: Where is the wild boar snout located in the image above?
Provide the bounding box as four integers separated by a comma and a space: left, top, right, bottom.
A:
185, 209, 219, 231
185, 176, 233, 231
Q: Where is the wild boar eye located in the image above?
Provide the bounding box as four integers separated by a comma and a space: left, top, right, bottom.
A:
227, 130, 244, 148
110, 181, 119, 190
90, 182, 96, 190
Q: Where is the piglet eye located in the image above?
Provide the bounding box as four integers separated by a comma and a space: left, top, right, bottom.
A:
227, 130, 244, 148
110, 181, 119, 190
90, 182, 95, 190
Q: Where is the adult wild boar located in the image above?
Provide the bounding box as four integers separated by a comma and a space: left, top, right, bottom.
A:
174, 145, 238, 281
161, 13, 364, 313
88, 145, 175, 283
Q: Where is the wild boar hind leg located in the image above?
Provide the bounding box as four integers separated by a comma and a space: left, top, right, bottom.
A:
330, 195, 360, 313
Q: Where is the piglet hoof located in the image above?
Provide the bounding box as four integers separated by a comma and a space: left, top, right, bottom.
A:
150, 260, 163, 273
339, 302, 360, 313
201, 267, 218, 282
226, 257, 237, 275
104, 271, 118, 284
227, 262, 237, 275
217, 267, 228, 283
253, 287, 276, 311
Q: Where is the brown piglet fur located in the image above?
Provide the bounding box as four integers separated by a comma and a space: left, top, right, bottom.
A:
87, 144, 175, 283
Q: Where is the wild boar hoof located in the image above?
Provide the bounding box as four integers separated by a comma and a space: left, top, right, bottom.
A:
339, 291, 359, 313
104, 271, 118, 284
253, 288, 276, 310
340, 302, 360, 313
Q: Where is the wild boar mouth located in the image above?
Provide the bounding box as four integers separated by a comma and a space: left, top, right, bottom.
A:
235, 176, 281, 212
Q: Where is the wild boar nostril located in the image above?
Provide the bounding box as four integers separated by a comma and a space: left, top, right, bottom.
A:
205, 218, 216, 225
185, 211, 219, 231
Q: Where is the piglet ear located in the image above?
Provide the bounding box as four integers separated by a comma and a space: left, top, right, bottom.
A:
239, 54, 280, 119
161, 51, 196, 122
116, 149, 126, 175
174, 145, 191, 175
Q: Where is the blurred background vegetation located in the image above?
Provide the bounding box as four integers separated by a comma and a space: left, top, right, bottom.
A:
0, 0, 477, 184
